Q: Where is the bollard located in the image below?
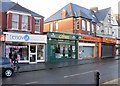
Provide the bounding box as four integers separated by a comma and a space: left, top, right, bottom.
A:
94, 71, 100, 86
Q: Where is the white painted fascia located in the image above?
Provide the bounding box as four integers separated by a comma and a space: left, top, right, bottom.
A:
79, 43, 95, 46
7, 10, 31, 16
34, 17, 42, 19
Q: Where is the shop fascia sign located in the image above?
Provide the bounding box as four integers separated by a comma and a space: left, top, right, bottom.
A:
0, 35, 5, 41
4, 32, 47, 43
79, 35, 101, 42
103, 38, 116, 44
48, 33, 77, 40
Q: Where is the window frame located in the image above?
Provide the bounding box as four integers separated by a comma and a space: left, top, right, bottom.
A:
22, 15, 28, 31
50, 23, 53, 32
12, 14, 19, 30
55, 22, 58, 32
87, 21, 90, 31
92, 23, 94, 33
82, 20, 86, 31
35, 18, 41, 33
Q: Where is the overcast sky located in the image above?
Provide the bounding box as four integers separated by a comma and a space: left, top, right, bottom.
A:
11, 0, 119, 19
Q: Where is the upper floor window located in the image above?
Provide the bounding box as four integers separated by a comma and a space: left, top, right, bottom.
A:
12, 14, 19, 30
22, 15, 28, 30
92, 24, 94, 33
82, 20, 86, 30
50, 24, 53, 32
55, 22, 58, 32
35, 19, 40, 33
108, 27, 112, 35
96, 25, 100, 32
74, 19, 79, 30
87, 21, 90, 31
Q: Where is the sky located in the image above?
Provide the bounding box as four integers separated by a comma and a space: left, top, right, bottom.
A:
10, 0, 120, 19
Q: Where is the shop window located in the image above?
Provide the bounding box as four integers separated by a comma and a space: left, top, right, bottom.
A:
37, 45, 44, 60
55, 44, 75, 59
79, 46, 94, 58
35, 19, 40, 33
12, 14, 19, 30
22, 15, 28, 30
82, 20, 86, 30
6, 45, 28, 61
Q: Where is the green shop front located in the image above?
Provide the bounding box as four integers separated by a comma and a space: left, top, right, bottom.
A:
47, 32, 78, 62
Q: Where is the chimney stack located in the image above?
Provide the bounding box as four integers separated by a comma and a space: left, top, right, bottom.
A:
90, 7, 98, 12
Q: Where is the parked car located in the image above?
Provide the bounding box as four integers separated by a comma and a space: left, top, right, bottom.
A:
0, 57, 15, 77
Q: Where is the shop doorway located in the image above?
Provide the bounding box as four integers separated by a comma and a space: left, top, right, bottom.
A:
29, 44, 37, 63
29, 44, 45, 64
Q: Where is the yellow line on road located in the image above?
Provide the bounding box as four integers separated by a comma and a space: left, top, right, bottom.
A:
102, 78, 120, 84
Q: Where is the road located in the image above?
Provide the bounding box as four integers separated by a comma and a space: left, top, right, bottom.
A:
2, 58, 120, 85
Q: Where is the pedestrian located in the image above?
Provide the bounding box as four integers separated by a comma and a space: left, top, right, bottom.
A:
9, 50, 14, 63
12, 50, 20, 72
13, 50, 17, 65
16, 53, 20, 69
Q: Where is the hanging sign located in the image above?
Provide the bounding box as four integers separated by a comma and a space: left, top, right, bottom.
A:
0, 35, 5, 41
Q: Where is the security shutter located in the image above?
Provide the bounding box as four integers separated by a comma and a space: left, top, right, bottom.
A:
102, 45, 113, 58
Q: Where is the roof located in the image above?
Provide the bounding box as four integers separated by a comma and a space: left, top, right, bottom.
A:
95, 7, 111, 21
0, 0, 15, 12
0, 0, 44, 18
45, 3, 99, 23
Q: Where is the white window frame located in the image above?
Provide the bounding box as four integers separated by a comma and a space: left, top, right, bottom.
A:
108, 27, 112, 35
22, 15, 28, 31
12, 14, 19, 30
50, 24, 53, 32
35, 18, 41, 33
82, 20, 86, 30
55, 22, 58, 32
96, 25, 100, 32
92, 24, 94, 33
87, 21, 90, 31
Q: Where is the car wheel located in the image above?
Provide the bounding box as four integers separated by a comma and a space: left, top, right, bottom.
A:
4, 69, 13, 77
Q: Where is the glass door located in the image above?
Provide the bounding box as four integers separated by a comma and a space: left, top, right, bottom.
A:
29, 44, 37, 64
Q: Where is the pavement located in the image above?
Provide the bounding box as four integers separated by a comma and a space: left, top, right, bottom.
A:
17, 57, 117, 73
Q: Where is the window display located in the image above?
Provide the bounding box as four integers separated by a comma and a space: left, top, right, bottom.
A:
6, 45, 28, 61
55, 44, 75, 59
37, 45, 44, 60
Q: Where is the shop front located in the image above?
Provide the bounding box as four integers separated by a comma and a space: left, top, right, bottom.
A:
0, 34, 5, 57
116, 39, 120, 56
101, 37, 117, 58
47, 32, 78, 62
78, 35, 101, 60
3, 32, 47, 64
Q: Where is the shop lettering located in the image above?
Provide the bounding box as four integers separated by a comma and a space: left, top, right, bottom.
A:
10, 35, 30, 41
59, 34, 70, 39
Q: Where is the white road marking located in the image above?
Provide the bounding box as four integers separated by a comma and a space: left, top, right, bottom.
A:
64, 70, 99, 78
25, 81, 38, 84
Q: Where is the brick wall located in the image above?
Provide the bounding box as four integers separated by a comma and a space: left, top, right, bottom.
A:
0, 12, 7, 30
44, 17, 74, 33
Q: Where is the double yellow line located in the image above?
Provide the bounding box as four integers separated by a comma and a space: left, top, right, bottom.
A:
102, 78, 120, 84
